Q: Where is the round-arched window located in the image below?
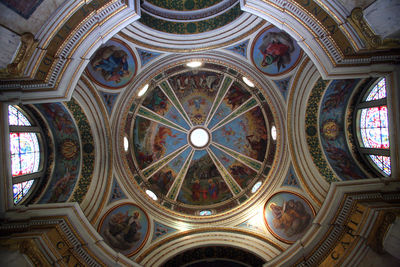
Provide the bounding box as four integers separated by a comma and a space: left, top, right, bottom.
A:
8, 105, 44, 204
355, 78, 391, 176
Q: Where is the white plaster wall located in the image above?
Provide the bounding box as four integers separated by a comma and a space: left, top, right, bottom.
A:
364, 0, 400, 39
0, 249, 33, 267
338, 0, 375, 12
0, 0, 65, 35
0, 26, 20, 69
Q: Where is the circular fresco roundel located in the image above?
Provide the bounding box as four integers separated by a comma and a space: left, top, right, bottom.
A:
87, 38, 137, 89
98, 203, 150, 256
251, 26, 302, 76
264, 191, 315, 243
125, 62, 277, 215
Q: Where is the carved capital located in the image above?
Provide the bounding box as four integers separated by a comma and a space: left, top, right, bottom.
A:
367, 211, 396, 254
0, 33, 37, 79
349, 7, 381, 49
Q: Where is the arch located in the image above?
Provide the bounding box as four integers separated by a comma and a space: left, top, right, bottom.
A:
1, 0, 398, 102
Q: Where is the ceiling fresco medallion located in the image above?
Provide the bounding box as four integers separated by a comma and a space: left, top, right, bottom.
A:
86, 38, 137, 89
251, 26, 303, 76
264, 191, 315, 243
98, 203, 150, 257
124, 62, 277, 216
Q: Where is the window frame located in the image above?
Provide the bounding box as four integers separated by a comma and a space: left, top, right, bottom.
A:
353, 78, 391, 177
8, 105, 47, 204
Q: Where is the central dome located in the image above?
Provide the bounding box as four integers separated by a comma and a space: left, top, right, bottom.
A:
123, 61, 277, 216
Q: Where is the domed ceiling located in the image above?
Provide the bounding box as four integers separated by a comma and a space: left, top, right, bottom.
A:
122, 61, 277, 216
139, 0, 242, 34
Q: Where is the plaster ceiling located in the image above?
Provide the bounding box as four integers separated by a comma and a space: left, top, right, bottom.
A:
123, 62, 277, 216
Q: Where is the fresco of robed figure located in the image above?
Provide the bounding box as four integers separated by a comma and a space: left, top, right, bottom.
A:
264, 192, 315, 243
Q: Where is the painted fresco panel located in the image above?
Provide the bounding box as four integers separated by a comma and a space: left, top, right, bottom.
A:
109, 179, 126, 203
208, 82, 252, 129
264, 192, 315, 243
177, 150, 232, 205
133, 117, 187, 169
168, 71, 223, 125
149, 147, 191, 195
212, 106, 267, 162
251, 26, 302, 76
319, 79, 365, 180
210, 145, 256, 189
99, 203, 149, 256
87, 39, 137, 89
152, 221, 177, 241
36, 103, 80, 203
142, 86, 190, 130
226, 39, 249, 58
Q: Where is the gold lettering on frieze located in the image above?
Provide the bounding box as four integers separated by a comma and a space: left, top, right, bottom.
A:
292, 0, 355, 55
320, 203, 366, 266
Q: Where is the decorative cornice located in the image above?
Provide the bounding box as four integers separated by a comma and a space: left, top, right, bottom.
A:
0, 33, 37, 79
348, 8, 400, 50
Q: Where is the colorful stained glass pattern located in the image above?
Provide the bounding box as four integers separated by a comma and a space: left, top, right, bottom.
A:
369, 155, 391, 176
360, 106, 389, 149
8, 105, 31, 126
9, 132, 40, 176
366, 78, 386, 101
13, 179, 34, 204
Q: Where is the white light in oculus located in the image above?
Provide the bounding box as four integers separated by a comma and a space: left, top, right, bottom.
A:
123, 136, 129, 151
190, 128, 209, 148
146, 190, 158, 201
271, 126, 277, 141
186, 61, 202, 68
242, 77, 255, 87
199, 210, 212, 216
138, 84, 149, 97
251, 181, 262, 193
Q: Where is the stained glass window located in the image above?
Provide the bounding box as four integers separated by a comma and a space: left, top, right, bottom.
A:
365, 78, 386, 101
8, 105, 42, 204
369, 155, 391, 176
10, 132, 40, 176
359, 106, 389, 149
8, 105, 31, 126
357, 78, 391, 176
13, 180, 34, 204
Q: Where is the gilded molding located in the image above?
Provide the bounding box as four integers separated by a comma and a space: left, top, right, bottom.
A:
348, 7, 400, 50
297, 191, 400, 266
367, 211, 396, 254
0, 33, 37, 79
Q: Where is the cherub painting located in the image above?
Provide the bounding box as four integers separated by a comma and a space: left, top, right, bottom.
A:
252, 26, 302, 76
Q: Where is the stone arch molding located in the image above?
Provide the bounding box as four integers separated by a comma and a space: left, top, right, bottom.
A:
241, 0, 399, 78
0, 0, 141, 103
1, 0, 398, 103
